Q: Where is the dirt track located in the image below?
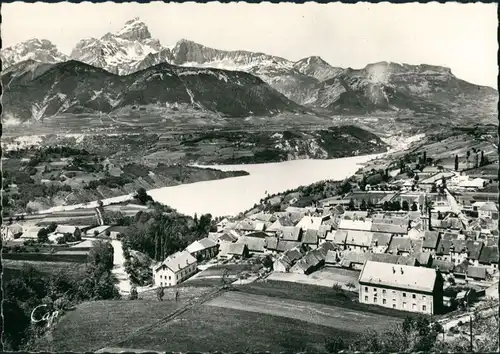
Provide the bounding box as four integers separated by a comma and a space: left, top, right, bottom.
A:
206, 291, 401, 332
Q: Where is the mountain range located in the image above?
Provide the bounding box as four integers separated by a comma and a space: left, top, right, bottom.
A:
1, 17, 497, 122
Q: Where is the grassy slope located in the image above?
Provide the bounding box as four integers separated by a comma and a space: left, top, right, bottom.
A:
33, 300, 182, 352
117, 304, 347, 352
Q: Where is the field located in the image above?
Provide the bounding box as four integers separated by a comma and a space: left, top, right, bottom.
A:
268, 268, 360, 290
207, 291, 402, 331
2, 260, 88, 282
180, 262, 259, 287
115, 304, 348, 352
238, 280, 414, 318
33, 300, 183, 352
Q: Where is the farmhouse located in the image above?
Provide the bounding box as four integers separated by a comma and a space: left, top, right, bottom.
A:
153, 251, 197, 287
1, 223, 23, 240
317, 224, 332, 240
296, 215, 328, 231
359, 261, 444, 315
227, 243, 250, 259
276, 240, 303, 253
431, 259, 455, 274
54, 225, 82, 239
185, 237, 219, 261
340, 251, 371, 270
370, 223, 408, 235
302, 229, 319, 248
338, 219, 372, 231
274, 246, 307, 272
466, 266, 488, 281
21, 226, 44, 239
478, 246, 499, 270
371, 232, 393, 253
422, 231, 441, 253
387, 237, 423, 256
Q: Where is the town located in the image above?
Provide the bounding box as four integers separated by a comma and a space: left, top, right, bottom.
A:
3, 139, 499, 352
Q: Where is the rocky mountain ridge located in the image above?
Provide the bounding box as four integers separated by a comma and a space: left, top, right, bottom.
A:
2, 60, 304, 121
2, 17, 497, 122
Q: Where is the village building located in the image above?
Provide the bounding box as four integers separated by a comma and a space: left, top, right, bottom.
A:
302, 229, 319, 248
237, 236, 266, 254
370, 223, 408, 235
358, 261, 444, 315
317, 224, 332, 240
431, 259, 455, 274
266, 216, 296, 233
281, 226, 303, 242
477, 202, 499, 220
344, 230, 374, 252
276, 240, 304, 253
421, 231, 441, 253
371, 232, 393, 253
478, 245, 499, 270
274, 246, 307, 272
21, 226, 44, 239
435, 239, 453, 262
453, 260, 473, 279
1, 223, 23, 240
296, 215, 329, 231
54, 225, 82, 239
340, 251, 371, 270
466, 266, 488, 282
387, 237, 423, 256
290, 249, 325, 274
338, 219, 373, 232
153, 251, 197, 287
185, 237, 219, 261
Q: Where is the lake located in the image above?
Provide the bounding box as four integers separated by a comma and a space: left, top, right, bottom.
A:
148, 153, 384, 217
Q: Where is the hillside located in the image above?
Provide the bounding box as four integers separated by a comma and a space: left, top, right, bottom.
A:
2, 60, 304, 121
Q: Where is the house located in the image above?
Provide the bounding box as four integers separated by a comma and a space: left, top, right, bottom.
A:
467, 266, 488, 281
371, 232, 393, 253
153, 251, 197, 287
185, 237, 219, 261
370, 223, 408, 235
343, 210, 369, 220
267, 216, 296, 233
86, 225, 112, 237
264, 236, 279, 252
100, 225, 129, 239
21, 227, 44, 239
435, 239, 453, 262
290, 249, 324, 274
338, 219, 373, 231
340, 251, 371, 270
274, 247, 307, 272
328, 230, 348, 246
358, 261, 444, 314
227, 243, 250, 259
216, 218, 230, 232
237, 236, 266, 254
344, 230, 374, 252
296, 215, 328, 231
55, 225, 82, 238
397, 256, 419, 267
1, 224, 23, 240
249, 212, 277, 223
431, 259, 455, 274
387, 237, 423, 256
302, 229, 319, 248
369, 253, 401, 265
422, 231, 441, 253
478, 246, 499, 270
325, 250, 341, 266
413, 252, 433, 267
317, 225, 332, 240
276, 240, 303, 253
453, 260, 473, 279
478, 202, 499, 220
281, 226, 302, 242
316, 241, 338, 258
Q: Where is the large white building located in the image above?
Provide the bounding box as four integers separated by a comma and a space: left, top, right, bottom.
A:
153, 250, 197, 287
358, 260, 444, 315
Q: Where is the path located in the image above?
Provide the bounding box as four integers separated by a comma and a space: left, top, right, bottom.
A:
110, 239, 132, 295
84, 237, 132, 296
94, 287, 225, 352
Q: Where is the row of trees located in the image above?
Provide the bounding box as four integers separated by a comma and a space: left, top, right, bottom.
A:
455, 149, 489, 171
348, 199, 419, 212
3, 240, 120, 351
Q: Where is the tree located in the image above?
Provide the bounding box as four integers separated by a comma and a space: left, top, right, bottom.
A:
348, 199, 355, 210
480, 150, 485, 166
360, 199, 367, 211
47, 222, 58, 233
157, 286, 165, 301
423, 151, 427, 164
262, 255, 274, 269
411, 202, 418, 211
454, 154, 459, 171
129, 285, 138, 300
37, 228, 49, 243
135, 187, 152, 205
402, 200, 409, 211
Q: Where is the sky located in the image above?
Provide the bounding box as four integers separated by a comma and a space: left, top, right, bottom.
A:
2, 2, 498, 88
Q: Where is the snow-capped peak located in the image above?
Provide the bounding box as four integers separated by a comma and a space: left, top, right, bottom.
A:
115, 17, 152, 41
1, 38, 68, 70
